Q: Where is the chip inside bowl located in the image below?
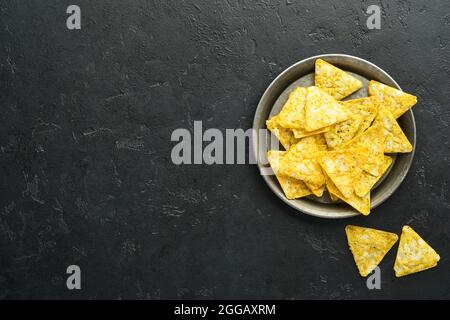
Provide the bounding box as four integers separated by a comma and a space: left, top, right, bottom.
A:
315, 58, 363, 100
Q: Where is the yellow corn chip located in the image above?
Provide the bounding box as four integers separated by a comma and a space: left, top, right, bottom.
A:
324, 114, 363, 149
266, 115, 298, 150
314, 59, 363, 100
304, 86, 350, 131
280, 158, 325, 187
340, 124, 386, 176
267, 150, 312, 199
326, 97, 379, 150
342, 97, 378, 136
346, 225, 399, 277
355, 155, 393, 197
394, 226, 440, 277
279, 138, 327, 187
374, 106, 413, 153
369, 80, 417, 119
277, 87, 307, 129
326, 179, 370, 215
318, 148, 365, 198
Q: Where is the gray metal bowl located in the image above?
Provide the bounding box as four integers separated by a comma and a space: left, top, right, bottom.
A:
252, 54, 416, 218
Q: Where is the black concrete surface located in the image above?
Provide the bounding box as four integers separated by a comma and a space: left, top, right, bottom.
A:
0, 0, 449, 299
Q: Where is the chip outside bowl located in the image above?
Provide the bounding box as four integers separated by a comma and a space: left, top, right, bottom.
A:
252, 54, 416, 219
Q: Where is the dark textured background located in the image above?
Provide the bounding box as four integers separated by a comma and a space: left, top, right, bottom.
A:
0, 0, 449, 299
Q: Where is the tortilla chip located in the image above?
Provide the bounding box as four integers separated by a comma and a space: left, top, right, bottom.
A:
277, 87, 308, 129
304, 86, 351, 131
342, 97, 378, 136
394, 226, 440, 277
266, 115, 298, 150
326, 179, 370, 215
318, 148, 365, 198
279, 138, 327, 187
346, 225, 399, 277
314, 59, 363, 100
355, 155, 393, 197
325, 97, 379, 150
340, 124, 386, 176
324, 114, 363, 149
280, 158, 325, 187
368, 80, 417, 119
267, 150, 312, 199
374, 106, 413, 153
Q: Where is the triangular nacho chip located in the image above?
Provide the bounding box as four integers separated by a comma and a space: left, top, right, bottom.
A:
369, 80, 417, 119
276, 87, 307, 129
304, 86, 351, 131
318, 148, 365, 198
280, 158, 325, 187
326, 179, 370, 215
301, 138, 327, 196
355, 155, 393, 197
374, 106, 413, 153
394, 226, 440, 277
342, 97, 378, 136
340, 124, 386, 176
346, 225, 398, 277
314, 59, 363, 100
266, 115, 298, 150
325, 97, 378, 150
324, 114, 363, 149
278, 137, 327, 187
267, 150, 312, 199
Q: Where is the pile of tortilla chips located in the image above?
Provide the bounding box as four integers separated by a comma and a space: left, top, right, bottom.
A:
267, 59, 417, 215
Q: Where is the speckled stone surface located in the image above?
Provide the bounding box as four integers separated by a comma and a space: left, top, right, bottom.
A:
0, 0, 449, 299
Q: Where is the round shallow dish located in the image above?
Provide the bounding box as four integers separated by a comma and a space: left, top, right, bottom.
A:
252, 54, 416, 219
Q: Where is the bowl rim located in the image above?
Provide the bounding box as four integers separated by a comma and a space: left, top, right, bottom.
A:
252, 53, 416, 219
